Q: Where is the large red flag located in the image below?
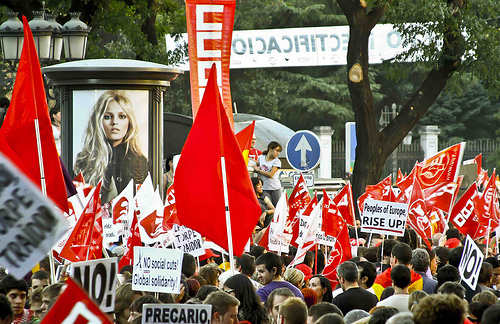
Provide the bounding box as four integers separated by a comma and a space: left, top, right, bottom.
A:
285, 174, 311, 247
41, 277, 113, 324
358, 175, 393, 212
174, 65, 262, 256
332, 181, 356, 226
476, 169, 499, 228
322, 224, 352, 285
60, 183, 103, 261
0, 17, 68, 212
449, 183, 485, 239
407, 179, 432, 247
322, 190, 345, 238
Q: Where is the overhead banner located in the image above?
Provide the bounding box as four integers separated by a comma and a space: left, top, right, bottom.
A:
361, 199, 408, 236
167, 24, 418, 70
69, 258, 118, 313
142, 304, 212, 324
132, 247, 183, 293
185, 0, 235, 125
0, 153, 67, 278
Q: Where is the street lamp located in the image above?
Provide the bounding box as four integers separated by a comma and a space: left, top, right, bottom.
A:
28, 11, 53, 61
61, 13, 90, 61
47, 14, 63, 63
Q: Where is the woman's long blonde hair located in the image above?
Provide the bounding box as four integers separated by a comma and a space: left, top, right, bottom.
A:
74, 90, 143, 185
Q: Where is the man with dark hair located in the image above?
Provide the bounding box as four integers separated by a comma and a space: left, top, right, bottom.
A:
278, 297, 307, 324
437, 282, 466, 299
478, 262, 494, 292
0, 275, 36, 323
265, 287, 294, 324
255, 252, 303, 302
235, 254, 261, 290
182, 253, 197, 278
332, 261, 378, 315
376, 265, 411, 312
377, 239, 398, 273
0, 294, 13, 324
485, 257, 500, 290
448, 246, 481, 301
482, 304, 500, 324
203, 291, 239, 324
411, 248, 437, 294
29, 271, 50, 294
372, 242, 423, 299
41, 282, 65, 315
356, 261, 377, 295
307, 302, 343, 324
30, 289, 44, 320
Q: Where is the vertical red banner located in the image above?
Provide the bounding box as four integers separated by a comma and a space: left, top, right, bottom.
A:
186, 0, 235, 127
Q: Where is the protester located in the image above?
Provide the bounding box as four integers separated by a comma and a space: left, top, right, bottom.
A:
253, 141, 282, 206
283, 268, 304, 290
204, 291, 240, 324
309, 275, 333, 303
114, 283, 144, 324
255, 252, 303, 302
377, 239, 397, 273
264, 288, 294, 324
478, 262, 494, 292
407, 290, 427, 312
199, 264, 221, 287
128, 295, 161, 323
412, 294, 467, 324
471, 291, 497, 306
376, 265, 411, 312
41, 282, 64, 315
182, 253, 198, 278
29, 271, 51, 295
196, 285, 219, 302
0, 294, 12, 324
307, 302, 344, 324
484, 257, 500, 291
224, 274, 269, 324
29, 289, 44, 320
481, 304, 500, 324
332, 261, 378, 315
468, 301, 491, 323
316, 313, 345, 324
343, 310, 370, 324
50, 107, 61, 154
367, 307, 398, 324
0, 275, 36, 324
278, 297, 307, 324
356, 261, 377, 296
410, 248, 437, 294
235, 254, 261, 290
252, 177, 275, 227
300, 288, 318, 308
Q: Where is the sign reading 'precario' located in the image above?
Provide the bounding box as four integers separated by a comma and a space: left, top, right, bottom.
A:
142, 304, 212, 324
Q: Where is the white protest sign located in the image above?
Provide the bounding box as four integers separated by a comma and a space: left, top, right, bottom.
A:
361, 199, 408, 236
142, 304, 212, 324
133, 247, 183, 293
0, 154, 68, 278
69, 257, 118, 313
173, 225, 204, 257
458, 235, 484, 290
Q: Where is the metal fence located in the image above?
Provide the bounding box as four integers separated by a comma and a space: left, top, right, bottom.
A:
331, 139, 500, 179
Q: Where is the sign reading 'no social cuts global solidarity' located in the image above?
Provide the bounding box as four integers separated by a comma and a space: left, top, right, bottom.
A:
361, 199, 409, 237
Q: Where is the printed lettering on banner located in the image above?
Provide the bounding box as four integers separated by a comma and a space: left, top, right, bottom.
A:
458, 235, 484, 290
361, 199, 408, 236
132, 247, 183, 294
296, 215, 310, 245
268, 222, 290, 254
69, 257, 118, 313
0, 153, 68, 278
142, 304, 212, 324
173, 224, 205, 257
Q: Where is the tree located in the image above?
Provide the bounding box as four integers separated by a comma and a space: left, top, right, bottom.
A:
336, 0, 500, 203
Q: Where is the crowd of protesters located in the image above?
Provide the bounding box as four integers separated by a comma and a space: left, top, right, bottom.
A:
2, 224, 500, 324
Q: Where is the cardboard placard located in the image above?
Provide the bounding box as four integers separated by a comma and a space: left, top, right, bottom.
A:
172, 225, 204, 257
361, 199, 408, 236
132, 247, 183, 293
70, 257, 118, 313
459, 235, 484, 290
142, 304, 212, 324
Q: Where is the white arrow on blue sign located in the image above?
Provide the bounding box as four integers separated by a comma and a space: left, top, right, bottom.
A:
285, 130, 321, 172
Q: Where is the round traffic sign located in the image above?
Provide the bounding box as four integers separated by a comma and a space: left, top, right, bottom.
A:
285, 130, 321, 171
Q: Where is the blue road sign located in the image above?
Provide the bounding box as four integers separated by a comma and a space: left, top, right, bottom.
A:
285, 130, 321, 172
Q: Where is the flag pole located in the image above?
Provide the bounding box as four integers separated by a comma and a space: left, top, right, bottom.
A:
278, 191, 287, 256
486, 218, 492, 258
220, 156, 235, 274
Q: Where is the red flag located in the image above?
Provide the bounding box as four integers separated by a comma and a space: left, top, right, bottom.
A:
414, 143, 465, 190
428, 207, 447, 235
358, 175, 393, 213
407, 179, 432, 247
235, 121, 255, 165
295, 194, 318, 246
449, 183, 484, 238
60, 183, 103, 261
163, 184, 180, 231
0, 17, 68, 212
322, 190, 345, 238
174, 65, 262, 256
41, 277, 113, 324
119, 210, 142, 270
423, 182, 458, 214
285, 173, 311, 247
476, 170, 499, 228
332, 182, 356, 226
322, 224, 352, 285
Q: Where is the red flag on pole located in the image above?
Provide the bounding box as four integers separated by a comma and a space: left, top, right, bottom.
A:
0, 16, 68, 212
119, 210, 142, 270
449, 183, 485, 239
285, 174, 311, 247
322, 190, 345, 238
358, 175, 393, 213
235, 121, 256, 164
332, 182, 356, 226
322, 224, 352, 285
175, 64, 262, 256
407, 179, 432, 248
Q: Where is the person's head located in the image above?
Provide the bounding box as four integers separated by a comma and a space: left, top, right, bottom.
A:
448, 246, 464, 268
30, 288, 45, 320
0, 294, 12, 324
249, 245, 266, 259
413, 294, 467, 324
203, 291, 240, 324
315, 314, 345, 324
278, 297, 307, 324
252, 177, 264, 195
356, 261, 377, 289
30, 270, 51, 292
199, 264, 220, 287
437, 282, 465, 299
224, 274, 261, 317
468, 301, 490, 323
255, 252, 282, 285
343, 309, 370, 324
391, 243, 413, 266
283, 268, 304, 289
187, 278, 201, 298
435, 265, 460, 289
0, 275, 29, 318
433, 246, 449, 270
308, 302, 343, 324
479, 262, 493, 286
337, 261, 359, 291
182, 253, 197, 278
472, 290, 498, 305
391, 265, 411, 290
300, 288, 317, 308
481, 304, 500, 324
265, 288, 294, 324
446, 228, 461, 240
128, 295, 161, 323
263, 141, 282, 159
408, 290, 427, 312
165, 154, 174, 172
385, 312, 413, 324
484, 257, 500, 287
368, 307, 398, 324
49, 107, 60, 125
235, 254, 255, 277
411, 248, 430, 273
196, 285, 218, 302
309, 275, 333, 303
41, 282, 64, 314
114, 283, 144, 324
380, 239, 398, 262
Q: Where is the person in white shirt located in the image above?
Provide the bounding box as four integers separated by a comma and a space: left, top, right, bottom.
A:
377, 264, 411, 312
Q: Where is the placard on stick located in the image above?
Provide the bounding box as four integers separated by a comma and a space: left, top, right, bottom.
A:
458, 235, 484, 290
69, 257, 118, 313
132, 247, 183, 293
361, 199, 408, 237
142, 304, 212, 324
